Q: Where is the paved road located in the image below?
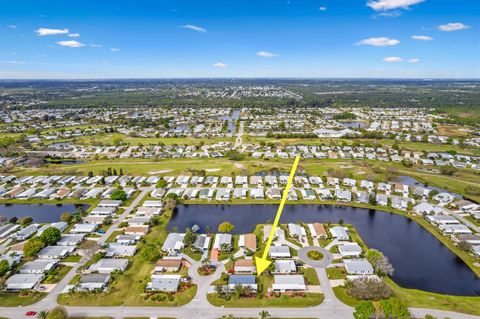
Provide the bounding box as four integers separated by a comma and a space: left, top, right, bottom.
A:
2, 188, 480, 319
29, 188, 152, 311
234, 121, 244, 148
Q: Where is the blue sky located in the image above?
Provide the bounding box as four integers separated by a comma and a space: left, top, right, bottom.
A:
0, 0, 478, 79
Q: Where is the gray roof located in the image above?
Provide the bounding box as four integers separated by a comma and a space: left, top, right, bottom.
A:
274, 260, 296, 273
162, 233, 185, 251
344, 259, 374, 274
228, 275, 256, 285
80, 273, 110, 284
149, 275, 181, 292
6, 274, 43, 290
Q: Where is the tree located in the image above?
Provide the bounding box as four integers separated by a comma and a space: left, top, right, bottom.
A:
110, 189, 127, 201
184, 229, 197, 247
346, 277, 392, 300
156, 180, 168, 188
82, 241, 100, 260
353, 301, 375, 319
9, 216, 18, 224
0, 259, 9, 276
366, 249, 394, 276
191, 224, 200, 233
60, 212, 72, 223
40, 227, 61, 246
20, 216, 33, 226
140, 244, 160, 263
458, 240, 472, 252
218, 222, 235, 233
46, 306, 68, 319
24, 237, 45, 257
37, 310, 49, 319
259, 310, 271, 319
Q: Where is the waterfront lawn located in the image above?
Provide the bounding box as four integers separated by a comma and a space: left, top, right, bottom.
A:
385, 278, 480, 316
0, 291, 47, 307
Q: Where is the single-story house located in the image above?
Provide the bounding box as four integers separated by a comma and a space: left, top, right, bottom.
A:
228, 275, 257, 292
234, 259, 256, 274
20, 259, 59, 274
162, 233, 185, 255
105, 244, 137, 257
269, 246, 291, 259
78, 273, 110, 291
273, 260, 297, 274
154, 258, 182, 273
330, 226, 349, 241
344, 259, 374, 275
271, 275, 306, 292
338, 243, 363, 257
89, 258, 129, 273
308, 223, 328, 239
147, 274, 181, 292
5, 274, 44, 291
238, 234, 257, 252
38, 246, 75, 259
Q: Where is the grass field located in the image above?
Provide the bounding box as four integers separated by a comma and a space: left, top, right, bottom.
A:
0, 291, 47, 307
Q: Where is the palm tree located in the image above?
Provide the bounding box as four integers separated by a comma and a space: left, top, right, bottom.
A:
36, 310, 48, 319
259, 310, 271, 319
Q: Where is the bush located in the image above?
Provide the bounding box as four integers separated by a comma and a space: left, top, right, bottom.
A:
24, 237, 45, 257
40, 227, 61, 246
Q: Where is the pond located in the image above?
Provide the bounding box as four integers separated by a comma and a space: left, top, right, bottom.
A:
395, 176, 462, 198
169, 204, 480, 296
342, 121, 367, 129
0, 204, 90, 223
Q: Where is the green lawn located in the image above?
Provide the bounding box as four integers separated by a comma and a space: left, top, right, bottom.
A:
301, 267, 320, 285
385, 278, 480, 316
326, 267, 347, 280
332, 286, 361, 307
207, 292, 324, 308
43, 265, 73, 284
0, 291, 47, 307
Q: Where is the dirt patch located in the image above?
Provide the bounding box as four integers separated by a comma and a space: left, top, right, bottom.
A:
234, 163, 246, 169
205, 168, 221, 172
149, 169, 173, 174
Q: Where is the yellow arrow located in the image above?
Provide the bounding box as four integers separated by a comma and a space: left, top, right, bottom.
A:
255, 155, 301, 276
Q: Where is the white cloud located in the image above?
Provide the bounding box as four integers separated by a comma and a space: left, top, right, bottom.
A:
213, 62, 228, 68
319, 6, 327, 11
367, 0, 425, 11
256, 51, 278, 58
110, 48, 120, 52
383, 56, 404, 62
56, 40, 85, 48
412, 35, 433, 41
357, 37, 400, 47
68, 33, 80, 38
35, 27, 69, 36
7, 25, 17, 29
181, 24, 207, 33
1, 60, 25, 64
438, 22, 470, 32
408, 58, 420, 63
89, 44, 103, 48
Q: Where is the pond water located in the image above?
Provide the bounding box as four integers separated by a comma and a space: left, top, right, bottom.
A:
169, 204, 480, 296
218, 109, 240, 133
396, 176, 462, 198
0, 204, 90, 223
342, 121, 367, 129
